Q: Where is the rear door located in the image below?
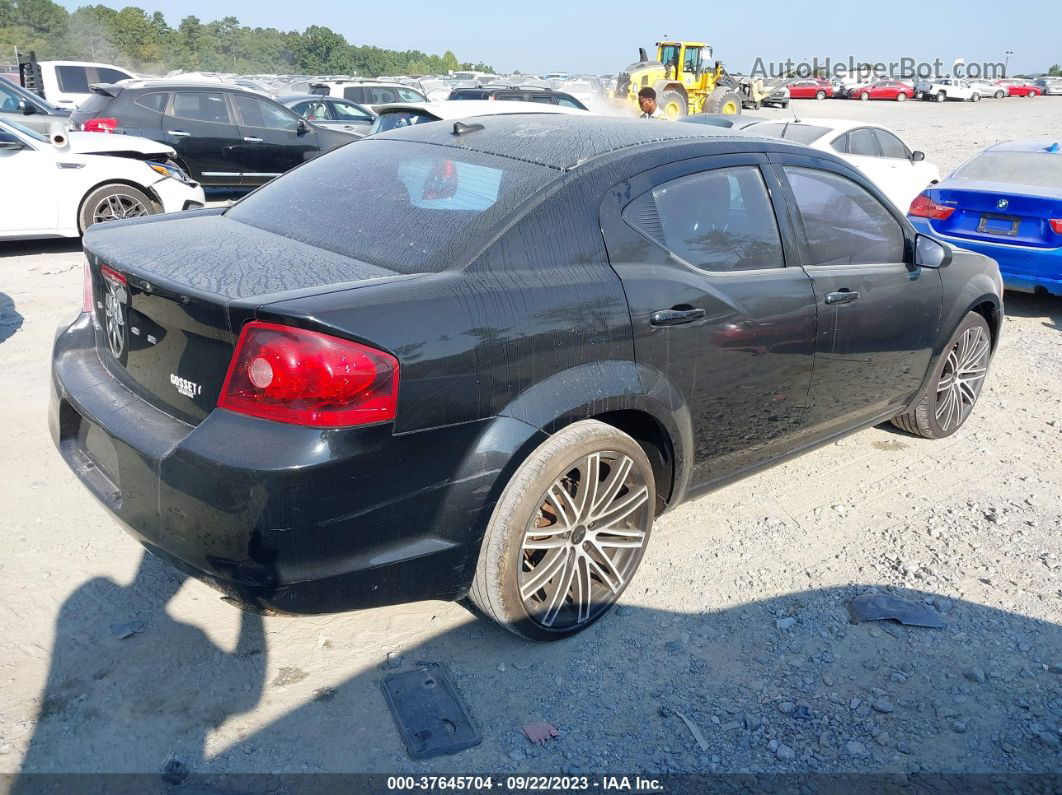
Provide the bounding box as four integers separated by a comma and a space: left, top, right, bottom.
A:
162, 90, 242, 185
230, 92, 319, 186
770, 155, 941, 443
600, 154, 818, 490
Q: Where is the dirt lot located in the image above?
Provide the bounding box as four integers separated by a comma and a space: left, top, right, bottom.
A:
1, 97, 1060, 781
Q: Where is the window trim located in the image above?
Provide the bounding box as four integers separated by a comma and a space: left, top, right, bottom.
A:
845, 126, 883, 158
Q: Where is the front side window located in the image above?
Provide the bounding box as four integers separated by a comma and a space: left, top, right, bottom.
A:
396, 87, 426, 102
329, 100, 371, 121
875, 129, 910, 159
0, 81, 20, 111
624, 166, 785, 272
293, 100, 329, 120
784, 166, 905, 266
234, 95, 298, 131
171, 92, 232, 124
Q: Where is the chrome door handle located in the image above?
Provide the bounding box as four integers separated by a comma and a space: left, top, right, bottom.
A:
825, 290, 861, 305
650, 307, 706, 326
243, 136, 263, 143
167, 130, 190, 137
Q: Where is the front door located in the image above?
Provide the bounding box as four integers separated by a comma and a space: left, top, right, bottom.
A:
601, 155, 818, 491
230, 93, 318, 187
770, 156, 942, 445
162, 90, 242, 186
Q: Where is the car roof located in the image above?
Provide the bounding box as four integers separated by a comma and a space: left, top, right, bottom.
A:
278, 94, 356, 103
757, 117, 905, 137
984, 140, 1062, 154
372, 113, 766, 170
374, 100, 588, 120
94, 79, 280, 97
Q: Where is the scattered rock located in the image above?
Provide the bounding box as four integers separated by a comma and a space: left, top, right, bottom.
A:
964, 667, 987, 684
951, 720, 968, 734
161, 757, 188, 785
846, 740, 869, 757
872, 698, 896, 714
775, 617, 796, 630
777, 701, 795, 714
523, 721, 559, 745
775, 743, 796, 761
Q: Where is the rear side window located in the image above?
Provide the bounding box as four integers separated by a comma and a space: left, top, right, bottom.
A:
133, 92, 168, 113
171, 92, 231, 124
226, 140, 557, 273
342, 87, 366, 103
624, 166, 785, 272
556, 97, 584, 109
369, 87, 400, 104
784, 166, 905, 266
847, 128, 880, 156
55, 66, 90, 94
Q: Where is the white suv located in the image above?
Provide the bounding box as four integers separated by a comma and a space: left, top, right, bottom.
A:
309, 80, 427, 108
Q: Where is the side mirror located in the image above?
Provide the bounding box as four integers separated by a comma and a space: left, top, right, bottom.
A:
915, 233, 952, 269
296, 119, 309, 135
18, 99, 37, 115
911, 150, 926, 162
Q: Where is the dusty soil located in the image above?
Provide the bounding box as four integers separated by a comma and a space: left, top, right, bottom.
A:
0, 97, 1060, 780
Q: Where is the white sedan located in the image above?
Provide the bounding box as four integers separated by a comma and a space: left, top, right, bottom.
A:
0, 118, 205, 241
366, 99, 589, 136
746, 118, 940, 212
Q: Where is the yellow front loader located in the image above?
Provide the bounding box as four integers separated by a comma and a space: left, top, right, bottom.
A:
613, 41, 743, 118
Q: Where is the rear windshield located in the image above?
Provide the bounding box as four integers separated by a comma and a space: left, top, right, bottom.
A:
749, 122, 831, 144
226, 140, 556, 273
74, 91, 113, 116
369, 110, 437, 135
953, 151, 1062, 190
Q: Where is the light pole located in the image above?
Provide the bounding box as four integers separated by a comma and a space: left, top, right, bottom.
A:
1005, 50, 1014, 77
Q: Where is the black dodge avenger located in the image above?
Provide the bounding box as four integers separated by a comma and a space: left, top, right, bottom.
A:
50, 115, 1003, 640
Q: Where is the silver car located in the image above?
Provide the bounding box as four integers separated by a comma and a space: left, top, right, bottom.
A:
0, 76, 71, 134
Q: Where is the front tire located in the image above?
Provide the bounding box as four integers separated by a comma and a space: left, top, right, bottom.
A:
935, 91, 947, 102
469, 420, 655, 640
816, 90, 826, 100
891, 312, 992, 439
659, 90, 688, 119
78, 183, 156, 234
897, 91, 907, 101
971, 92, 981, 102
860, 91, 870, 101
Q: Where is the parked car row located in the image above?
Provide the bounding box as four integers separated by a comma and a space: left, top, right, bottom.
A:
784, 75, 1054, 102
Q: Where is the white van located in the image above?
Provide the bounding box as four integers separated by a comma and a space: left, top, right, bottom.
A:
32, 61, 137, 109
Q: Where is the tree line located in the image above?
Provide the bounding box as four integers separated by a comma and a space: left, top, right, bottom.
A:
0, 0, 495, 76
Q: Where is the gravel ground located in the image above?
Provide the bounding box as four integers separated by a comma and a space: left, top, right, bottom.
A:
0, 97, 1060, 781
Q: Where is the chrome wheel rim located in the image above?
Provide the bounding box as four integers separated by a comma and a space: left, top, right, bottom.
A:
92, 193, 150, 225
518, 452, 651, 631
935, 325, 990, 431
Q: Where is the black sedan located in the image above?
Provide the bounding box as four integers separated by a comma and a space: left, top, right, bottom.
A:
51, 116, 1003, 640
69, 81, 355, 188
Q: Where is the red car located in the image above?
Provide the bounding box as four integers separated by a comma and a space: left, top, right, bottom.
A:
1005, 82, 1042, 97
787, 79, 833, 100
851, 80, 915, 101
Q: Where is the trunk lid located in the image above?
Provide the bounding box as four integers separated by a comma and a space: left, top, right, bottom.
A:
83, 211, 398, 425
927, 181, 1062, 249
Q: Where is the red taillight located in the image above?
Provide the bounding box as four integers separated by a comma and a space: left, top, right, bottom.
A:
218, 322, 399, 427
83, 117, 118, 133
82, 261, 93, 313
99, 263, 126, 285
1050, 219, 1062, 235
909, 193, 955, 220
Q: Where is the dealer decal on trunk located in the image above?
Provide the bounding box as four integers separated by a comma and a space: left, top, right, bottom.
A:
170, 374, 203, 399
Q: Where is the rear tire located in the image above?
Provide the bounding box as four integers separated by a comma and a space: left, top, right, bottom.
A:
994, 90, 1005, 99
860, 91, 870, 101
78, 183, 156, 234
891, 312, 992, 439
469, 420, 655, 641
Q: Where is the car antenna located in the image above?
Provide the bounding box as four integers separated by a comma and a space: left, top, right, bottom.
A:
791, 105, 801, 124
452, 121, 485, 136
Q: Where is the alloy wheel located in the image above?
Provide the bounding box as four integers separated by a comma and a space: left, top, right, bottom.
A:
92, 193, 150, 225
935, 324, 990, 432
518, 451, 651, 631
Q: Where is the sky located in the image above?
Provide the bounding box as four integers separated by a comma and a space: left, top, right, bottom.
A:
57, 0, 1061, 76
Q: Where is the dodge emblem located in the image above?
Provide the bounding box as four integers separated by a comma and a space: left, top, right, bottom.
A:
997, 199, 1009, 209
103, 277, 127, 358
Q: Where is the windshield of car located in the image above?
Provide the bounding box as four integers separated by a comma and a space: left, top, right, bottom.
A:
952, 151, 1062, 190
748, 122, 831, 145
225, 140, 557, 273
1, 118, 47, 142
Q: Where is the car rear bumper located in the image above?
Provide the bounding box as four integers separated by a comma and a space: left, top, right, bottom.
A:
911, 218, 1062, 296
50, 313, 546, 614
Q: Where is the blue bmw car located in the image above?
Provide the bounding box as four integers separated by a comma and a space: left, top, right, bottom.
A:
908, 140, 1062, 296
